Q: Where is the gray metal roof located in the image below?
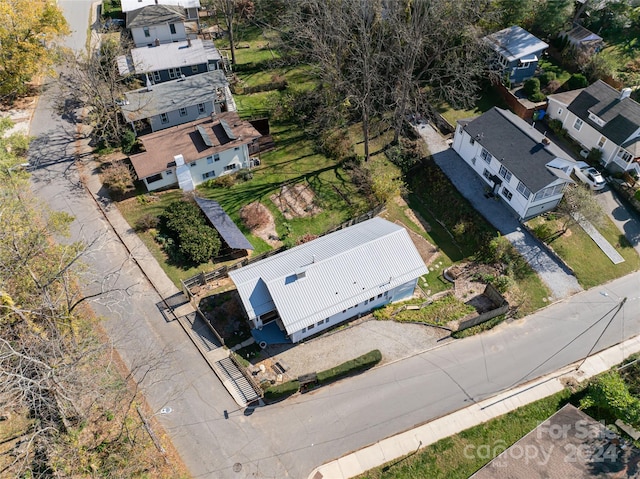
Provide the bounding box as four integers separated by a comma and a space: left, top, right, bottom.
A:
483, 26, 548, 62
567, 80, 640, 145
463, 108, 571, 192
121, 0, 200, 13
118, 39, 221, 76
121, 70, 228, 122
229, 217, 428, 335
194, 197, 254, 251
126, 4, 185, 29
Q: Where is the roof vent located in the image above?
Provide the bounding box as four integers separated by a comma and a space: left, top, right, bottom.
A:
621, 88, 632, 100
295, 267, 306, 280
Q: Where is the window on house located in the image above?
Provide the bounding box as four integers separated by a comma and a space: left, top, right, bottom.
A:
573, 118, 583, 131
364, 300, 368, 305
308, 323, 315, 330
557, 108, 563, 116
498, 165, 512, 182
516, 181, 531, 199
224, 164, 236, 171
143, 27, 150, 37
168, 67, 180, 79
146, 173, 162, 184
214, 153, 220, 161
179, 107, 187, 117
377, 294, 382, 299
169, 23, 176, 34
501, 187, 512, 201
207, 156, 214, 164
480, 148, 491, 163
617, 148, 632, 163
384, 291, 388, 297
370, 297, 375, 302
518, 61, 530, 69
469, 137, 475, 145
317, 319, 324, 325
597, 136, 606, 148
191, 65, 199, 73
234, 147, 240, 151
482, 168, 493, 181
202, 171, 215, 180
533, 183, 565, 201
189, 162, 196, 167
197, 103, 206, 113
325, 318, 329, 323
301, 328, 306, 333
166, 169, 173, 175
152, 71, 161, 82
160, 113, 169, 124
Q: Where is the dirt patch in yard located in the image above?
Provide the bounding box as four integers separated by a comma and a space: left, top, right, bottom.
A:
395, 220, 439, 266
239, 202, 282, 247
270, 183, 321, 219
393, 196, 432, 232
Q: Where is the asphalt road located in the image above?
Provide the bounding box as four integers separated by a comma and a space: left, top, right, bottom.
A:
25, 3, 640, 478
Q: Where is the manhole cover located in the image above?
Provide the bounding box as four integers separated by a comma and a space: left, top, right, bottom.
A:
233, 463, 242, 473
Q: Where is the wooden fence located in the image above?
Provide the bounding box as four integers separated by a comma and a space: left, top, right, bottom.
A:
181, 205, 385, 295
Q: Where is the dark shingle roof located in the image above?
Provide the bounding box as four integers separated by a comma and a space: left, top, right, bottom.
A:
462, 108, 567, 193
194, 197, 254, 251
126, 4, 185, 29
567, 80, 640, 145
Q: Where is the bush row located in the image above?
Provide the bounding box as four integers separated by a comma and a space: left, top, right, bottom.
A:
262, 349, 382, 402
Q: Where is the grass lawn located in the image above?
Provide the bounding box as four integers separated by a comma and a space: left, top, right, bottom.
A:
435, 86, 507, 127
528, 215, 640, 289
357, 389, 573, 479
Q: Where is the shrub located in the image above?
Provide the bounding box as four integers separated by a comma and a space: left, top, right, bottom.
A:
587, 148, 603, 164
529, 92, 546, 102
635, 190, 640, 202
236, 169, 253, 181
523, 78, 541, 97
567, 73, 588, 90
385, 138, 424, 172
160, 199, 221, 265
263, 380, 300, 402
532, 222, 553, 242
239, 202, 271, 230
543, 79, 562, 94
120, 129, 137, 154
317, 350, 382, 385
539, 71, 556, 88
547, 119, 565, 136
101, 160, 134, 197
320, 129, 354, 161
134, 213, 159, 232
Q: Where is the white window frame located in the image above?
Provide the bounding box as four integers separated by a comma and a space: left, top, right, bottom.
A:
202, 171, 215, 180
516, 181, 531, 200
160, 112, 169, 124
480, 148, 491, 164
206, 156, 214, 164
143, 27, 150, 37
152, 71, 161, 82
501, 187, 512, 201
169, 23, 176, 35
499, 165, 512, 182
224, 164, 236, 171
573, 118, 583, 131
191, 65, 199, 73
168, 67, 180, 79
597, 136, 606, 148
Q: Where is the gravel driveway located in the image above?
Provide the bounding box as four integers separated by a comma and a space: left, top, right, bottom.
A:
260, 319, 450, 379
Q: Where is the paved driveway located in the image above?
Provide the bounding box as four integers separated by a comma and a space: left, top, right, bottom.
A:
416, 122, 582, 300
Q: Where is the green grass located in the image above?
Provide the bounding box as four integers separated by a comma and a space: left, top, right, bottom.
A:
263, 380, 300, 402
528, 215, 640, 289
375, 296, 475, 326
435, 86, 507, 126
357, 389, 573, 479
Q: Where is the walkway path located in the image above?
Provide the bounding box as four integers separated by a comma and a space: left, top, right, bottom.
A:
572, 212, 625, 264
415, 122, 582, 300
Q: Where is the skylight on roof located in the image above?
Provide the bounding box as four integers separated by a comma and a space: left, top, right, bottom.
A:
197, 125, 213, 146
219, 119, 237, 140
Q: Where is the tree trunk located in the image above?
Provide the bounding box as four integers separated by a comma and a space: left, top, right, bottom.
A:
363, 109, 370, 162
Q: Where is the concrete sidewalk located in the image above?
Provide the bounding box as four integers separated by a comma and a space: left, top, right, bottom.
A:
308, 332, 640, 479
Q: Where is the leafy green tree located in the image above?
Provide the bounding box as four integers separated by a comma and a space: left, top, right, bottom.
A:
0, 0, 69, 99
581, 371, 640, 425
494, 0, 536, 29
530, 0, 573, 37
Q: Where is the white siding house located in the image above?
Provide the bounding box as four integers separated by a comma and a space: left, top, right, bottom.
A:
121, 0, 200, 21
452, 107, 575, 220
547, 80, 640, 176
126, 5, 195, 47
229, 218, 428, 344
129, 112, 261, 191
121, 70, 233, 133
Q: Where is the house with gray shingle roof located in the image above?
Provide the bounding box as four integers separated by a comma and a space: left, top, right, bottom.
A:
121, 70, 234, 133
484, 26, 548, 85
452, 107, 575, 220
117, 39, 221, 84
229, 217, 428, 344
126, 4, 197, 47
547, 80, 640, 176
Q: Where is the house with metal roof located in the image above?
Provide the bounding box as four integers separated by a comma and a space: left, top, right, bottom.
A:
547, 80, 640, 176
129, 112, 261, 191
484, 26, 548, 85
228, 217, 428, 344
121, 70, 234, 133
126, 4, 197, 47
452, 107, 575, 220
117, 39, 222, 85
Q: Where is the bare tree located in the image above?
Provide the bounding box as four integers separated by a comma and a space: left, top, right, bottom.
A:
551, 184, 606, 240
